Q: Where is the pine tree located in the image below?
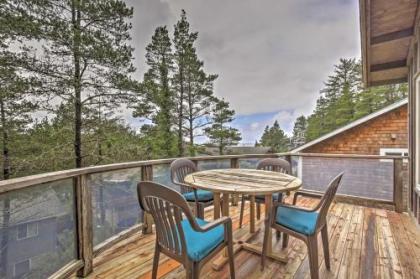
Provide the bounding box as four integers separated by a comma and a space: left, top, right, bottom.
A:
322, 58, 360, 130
204, 99, 241, 155
133, 26, 176, 158
306, 57, 407, 141
259, 120, 289, 152
173, 10, 218, 156
173, 10, 196, 156
15, 0, 139, 168
291, 116, 307, 148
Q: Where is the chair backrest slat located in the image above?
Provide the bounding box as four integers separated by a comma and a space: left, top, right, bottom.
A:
170, 158, 198, 194
257, 158, 291, 174
164, 201, 180, 253
138, 182, 198, 258
316, 173, 344, 228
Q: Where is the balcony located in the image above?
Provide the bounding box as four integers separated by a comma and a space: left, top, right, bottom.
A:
0, 153, 419, 278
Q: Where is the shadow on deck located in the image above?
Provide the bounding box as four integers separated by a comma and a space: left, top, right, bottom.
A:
87, 197, 420, 279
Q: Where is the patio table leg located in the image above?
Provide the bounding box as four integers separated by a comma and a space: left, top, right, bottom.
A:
241, 194, 287, 263
250, 195, 256, 233
213, 192, 221, 220
222, 193, 230, 257
264, 194, 273, 255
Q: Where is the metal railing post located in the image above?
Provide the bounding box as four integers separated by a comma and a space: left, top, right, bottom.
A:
393, 158, 404, 213
141, 165, 154, 234
75, 174, 93, 277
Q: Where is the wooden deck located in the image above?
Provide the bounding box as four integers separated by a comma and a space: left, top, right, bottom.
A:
87, 198, 420, 279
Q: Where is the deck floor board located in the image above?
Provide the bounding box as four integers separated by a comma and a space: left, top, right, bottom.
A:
88, 199, 420, 279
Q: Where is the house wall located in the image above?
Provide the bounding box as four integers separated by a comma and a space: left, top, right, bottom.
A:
302, 105, 408, 155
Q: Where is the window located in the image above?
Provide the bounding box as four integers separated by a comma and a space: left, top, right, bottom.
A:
16, 222, 38, 240
14, 259, 31, 277
379, 148, 408, 157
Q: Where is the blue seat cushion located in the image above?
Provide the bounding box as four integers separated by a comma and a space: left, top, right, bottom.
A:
181, 218, 224, 261
275, 206, 318, 235
255, 193, 282, 201
183, 189, 213, 202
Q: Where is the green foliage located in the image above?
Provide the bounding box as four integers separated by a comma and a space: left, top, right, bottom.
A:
173, 11, 218, 156
259, 121, 289, 152
291, 116, 307, 148
134, 11, 220, 157
9, 0, 140, 168
305, 58, 407, 141
133, 26, 177, 158
204, 100, 241, 155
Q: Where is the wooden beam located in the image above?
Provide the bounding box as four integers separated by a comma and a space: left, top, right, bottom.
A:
141, 165, 154, 234
75, 175, 93, 277
370, 60, 407, 72
369, 77, 408, 87
48, 260, 84, 279
393, 158, 404, 213
371, 28, 414, 45
359, 0, 371, 87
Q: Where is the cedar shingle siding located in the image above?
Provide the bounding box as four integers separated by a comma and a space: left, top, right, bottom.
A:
303, 105, 408, 155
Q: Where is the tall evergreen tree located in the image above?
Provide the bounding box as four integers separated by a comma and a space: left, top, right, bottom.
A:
172, 10, 195, 156
173, 10, 218, 156
306, 58, 407, 141
204, 99, 241, 155
133, 26, 176, 158
15, 0, 139, 168
259, 120, 289, 152
291, 115, 307, 148
183, 53, 218, 156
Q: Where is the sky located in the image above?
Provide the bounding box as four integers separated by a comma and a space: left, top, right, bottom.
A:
124, 0, 361, 144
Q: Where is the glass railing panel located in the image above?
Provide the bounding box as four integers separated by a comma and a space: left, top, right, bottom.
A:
0, 179, 77, 278
298, 157, 394, 201
239, 158, 259, 169
88, 168, 142, 246
197, 159, 230, 170
153, 164, 178, 191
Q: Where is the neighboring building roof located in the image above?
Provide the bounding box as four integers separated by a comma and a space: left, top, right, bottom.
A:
290, 98, 408, 153
359, 0, 418, 87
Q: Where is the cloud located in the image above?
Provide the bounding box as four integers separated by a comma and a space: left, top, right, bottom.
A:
124, 0, 361, 142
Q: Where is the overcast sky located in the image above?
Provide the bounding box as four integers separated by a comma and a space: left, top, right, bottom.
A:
124, 0, 361, 144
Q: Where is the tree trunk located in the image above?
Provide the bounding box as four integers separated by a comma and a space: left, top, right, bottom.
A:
177, 68, 184, 157
72, 0, 82, 168
187, 80, 194, 156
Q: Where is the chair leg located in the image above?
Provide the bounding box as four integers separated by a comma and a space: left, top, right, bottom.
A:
282, 233, 289, 248
307, 235, 319, 279
192, 262, 200, 279
321, 226, 330, 270
276, 230, 281, 240
256, 203, 261, 220
260, 220, 271, 270
228, 241, 236, 278
185, 263, 193, 279
197, 203, 205, 219
239, 195, 245, 228
152, 242, 160, 279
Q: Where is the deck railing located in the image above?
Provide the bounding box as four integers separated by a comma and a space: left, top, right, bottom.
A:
0, 152, 407, 278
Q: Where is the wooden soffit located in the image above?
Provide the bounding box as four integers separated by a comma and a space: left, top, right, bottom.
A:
360, 0, 419, 87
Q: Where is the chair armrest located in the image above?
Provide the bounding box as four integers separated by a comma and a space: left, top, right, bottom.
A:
292, 191, 322, 205
192, 216, 232, 233
279, 203, 317, 213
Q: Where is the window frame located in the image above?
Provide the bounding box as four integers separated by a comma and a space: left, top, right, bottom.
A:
16, 222, 39, 241
13, 258, 31, 277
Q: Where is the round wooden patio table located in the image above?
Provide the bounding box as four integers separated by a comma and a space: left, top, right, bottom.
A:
184, 168, 302, 270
